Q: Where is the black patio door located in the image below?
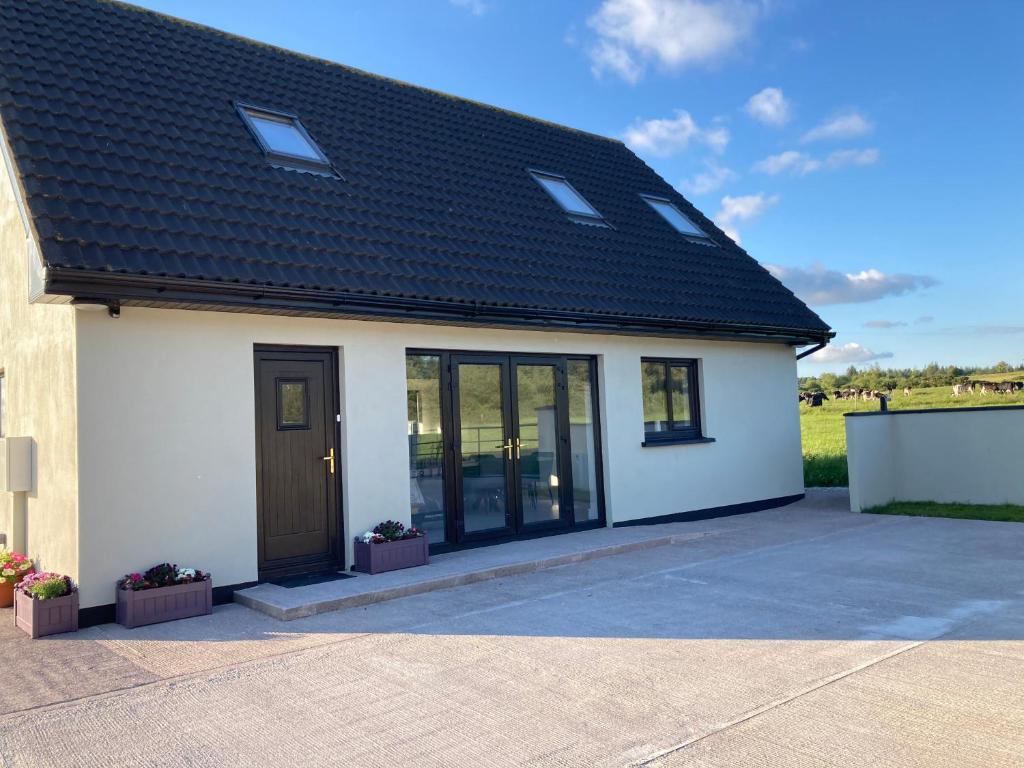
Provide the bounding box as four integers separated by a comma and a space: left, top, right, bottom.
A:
451, 354, 573, 543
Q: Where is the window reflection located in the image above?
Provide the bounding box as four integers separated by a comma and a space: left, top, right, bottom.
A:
670, 364, 692, 428
642, 361, 668, 433
568, 360, 600, 523
407, 354, 446, 544
517, 365, 560, 525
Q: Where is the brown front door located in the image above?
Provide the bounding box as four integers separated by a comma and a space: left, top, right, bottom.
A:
254, 346, 342, 580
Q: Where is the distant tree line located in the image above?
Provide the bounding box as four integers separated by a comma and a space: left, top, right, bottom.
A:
798, 361, 1024, 393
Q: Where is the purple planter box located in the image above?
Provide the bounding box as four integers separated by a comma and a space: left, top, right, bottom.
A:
13, 589, 79, 639
353, 535, 429, 574
116, 578, 213, 629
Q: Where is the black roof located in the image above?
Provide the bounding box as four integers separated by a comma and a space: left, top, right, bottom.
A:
0, 0, 831, 343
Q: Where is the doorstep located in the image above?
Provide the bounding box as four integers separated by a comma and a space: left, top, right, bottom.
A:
235, 524, 715, 621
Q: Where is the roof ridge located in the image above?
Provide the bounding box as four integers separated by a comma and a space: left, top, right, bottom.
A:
105, 0, 622, 146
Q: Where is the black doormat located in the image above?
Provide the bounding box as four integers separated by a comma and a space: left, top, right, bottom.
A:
266, 571, 356, 589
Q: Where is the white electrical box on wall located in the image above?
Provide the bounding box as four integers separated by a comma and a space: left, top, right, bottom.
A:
0, 437, 33, 493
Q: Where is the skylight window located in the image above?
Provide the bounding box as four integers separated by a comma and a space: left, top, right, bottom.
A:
530, 171, 605, 223
237, 104, 333, 173
642, 195, 710, 239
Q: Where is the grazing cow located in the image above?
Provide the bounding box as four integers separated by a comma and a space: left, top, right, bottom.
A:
903, 386, 912, 397
799, 391, 828, 407
952, 383, 971, 397
978, 382, 998, 394
832, 390, 843, 400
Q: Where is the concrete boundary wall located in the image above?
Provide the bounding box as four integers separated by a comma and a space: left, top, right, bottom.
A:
845, 406, 1024, 512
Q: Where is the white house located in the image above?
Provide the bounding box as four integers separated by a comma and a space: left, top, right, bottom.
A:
0, 0, 832, 623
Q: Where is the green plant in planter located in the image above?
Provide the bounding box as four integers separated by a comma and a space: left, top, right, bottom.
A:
359, 520, 425, 544
120, 563, 208, 591
0, 549, 34, 583
16, 572, 75, 600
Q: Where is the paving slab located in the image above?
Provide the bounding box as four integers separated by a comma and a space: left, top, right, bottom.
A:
1, 489, 1021, 768
235, 522, 717, 620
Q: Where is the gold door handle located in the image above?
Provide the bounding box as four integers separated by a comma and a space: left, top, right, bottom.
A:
515, 437, 521, 459
500, 440, 514, 460
321, 447, 335, 475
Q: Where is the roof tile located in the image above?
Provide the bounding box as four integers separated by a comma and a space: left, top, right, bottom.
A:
0, 0, 829, 337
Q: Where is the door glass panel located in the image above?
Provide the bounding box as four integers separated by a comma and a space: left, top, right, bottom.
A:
406, 354, 446, 544
670, 364, 693, 429
277, 379, 308, 429
516, 365, 560, 526
642, 361, 669, 433
458, 363, 509, 533
568, 360, 600, 523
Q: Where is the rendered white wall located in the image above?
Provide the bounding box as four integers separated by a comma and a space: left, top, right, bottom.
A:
845, 408, 1024, 512
75, 306, 805, 608
0, 137, 79, 582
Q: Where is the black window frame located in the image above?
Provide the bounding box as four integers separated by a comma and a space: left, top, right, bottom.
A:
641, 357, 708, 446
640, 194, 716, 246
529, 170, 610, 228
236, 102, 338, 176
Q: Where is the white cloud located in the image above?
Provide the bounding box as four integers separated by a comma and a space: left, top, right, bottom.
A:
623, 110, 729, 157
752, 150, 821, 176
745, 87, 790, 126
863, 320, 907, 329
702, 125, 730, 154
915, 315, 934, 324
753, 147, 879, 176
825, 147, 880, 169
682, 160, 737, 196
764, 264, 938, 305
715, 192, 778, 243
801, 109, 873, 142
450, 0, 488, 15
589, 39, 644, 83
587, 0, 759, 82
807, 342, 894, 364
716, 193, 777, 224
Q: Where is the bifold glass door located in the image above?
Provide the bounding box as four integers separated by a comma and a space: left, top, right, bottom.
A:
512, 360, 564, 529
407, 351, 605, 549
454, 356, 515, 537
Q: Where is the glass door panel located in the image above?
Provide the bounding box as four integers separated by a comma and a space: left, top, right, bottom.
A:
406, 354, 447, 544
514, 364, 562, 527
455, 360, 512, 535
567, 359, 601, 523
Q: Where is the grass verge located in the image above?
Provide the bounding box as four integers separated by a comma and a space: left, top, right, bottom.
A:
863, 501, 1024, 523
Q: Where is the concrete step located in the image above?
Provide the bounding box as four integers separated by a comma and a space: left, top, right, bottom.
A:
235, 525, 714, 621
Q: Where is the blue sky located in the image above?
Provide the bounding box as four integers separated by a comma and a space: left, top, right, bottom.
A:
134, 0, 1024, 372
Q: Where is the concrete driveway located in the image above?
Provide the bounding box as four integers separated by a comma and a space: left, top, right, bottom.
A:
1, 489, 1022, 767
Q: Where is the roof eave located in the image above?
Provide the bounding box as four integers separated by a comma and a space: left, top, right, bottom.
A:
46, 268, 834, 345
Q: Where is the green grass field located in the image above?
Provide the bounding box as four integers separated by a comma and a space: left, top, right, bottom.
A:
864, 501, 1024, 523
801, 384, 1024, 486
